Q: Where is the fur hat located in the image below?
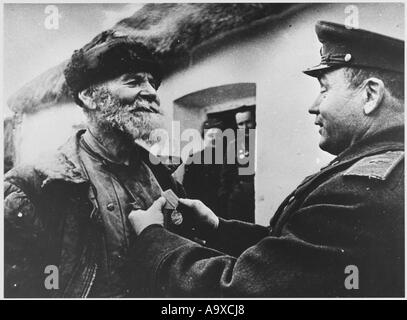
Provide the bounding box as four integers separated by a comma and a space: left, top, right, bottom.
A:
64, 30, 162, 98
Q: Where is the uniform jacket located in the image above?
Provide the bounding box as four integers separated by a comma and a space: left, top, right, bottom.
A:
4, 130, 185, 298
131, 126, 404, 297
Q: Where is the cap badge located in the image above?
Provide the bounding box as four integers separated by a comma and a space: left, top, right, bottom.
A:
320, 53, 353, 64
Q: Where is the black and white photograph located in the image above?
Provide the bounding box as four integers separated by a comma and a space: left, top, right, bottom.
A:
1, 1, 405, 301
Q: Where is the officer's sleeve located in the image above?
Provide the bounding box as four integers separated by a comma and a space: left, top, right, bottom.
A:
132, 224, 347, 297
173, 167, 269, 250
205, 218, 269, 257
4, 181, 45, 297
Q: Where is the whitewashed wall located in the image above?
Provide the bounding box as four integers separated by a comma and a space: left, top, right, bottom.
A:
16, 103, 85, 165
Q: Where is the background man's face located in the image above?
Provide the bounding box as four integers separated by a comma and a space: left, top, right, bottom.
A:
91, 72, 165, 144
308, 68, 365, 155
236, 111, 255, 130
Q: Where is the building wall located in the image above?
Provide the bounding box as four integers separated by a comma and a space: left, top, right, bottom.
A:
16, 103, 85, 165
156, 3, 404, 225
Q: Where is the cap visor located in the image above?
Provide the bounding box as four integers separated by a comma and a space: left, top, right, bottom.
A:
302, 64, 333, 77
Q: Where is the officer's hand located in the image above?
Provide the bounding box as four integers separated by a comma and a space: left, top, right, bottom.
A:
178, 198, 219, 232
129, 197, 166, 236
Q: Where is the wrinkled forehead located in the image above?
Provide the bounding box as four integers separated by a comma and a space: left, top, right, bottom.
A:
235, 111, 254, 123
118, 71, 155, 82
97, 72, 156, 89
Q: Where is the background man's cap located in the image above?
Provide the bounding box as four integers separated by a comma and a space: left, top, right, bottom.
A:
64, 30, 162, 97
235, 110, 255, 122
203, 117, 225, 130
303, 21, 404, 77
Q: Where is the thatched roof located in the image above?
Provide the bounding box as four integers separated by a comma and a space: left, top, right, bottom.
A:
8, 3, 304, 114
8, 61, 71, 114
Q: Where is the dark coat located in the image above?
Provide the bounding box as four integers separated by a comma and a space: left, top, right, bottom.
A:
4, 130, 185, 298
132, 127, 404, 297
183, 146, 225, 216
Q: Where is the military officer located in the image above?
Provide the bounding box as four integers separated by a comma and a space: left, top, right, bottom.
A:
128, 21, 404, 297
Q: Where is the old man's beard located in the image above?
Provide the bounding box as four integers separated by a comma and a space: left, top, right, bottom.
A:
96, 92, 165, 146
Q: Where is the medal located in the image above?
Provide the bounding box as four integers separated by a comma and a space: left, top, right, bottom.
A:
171, 210, 183, 225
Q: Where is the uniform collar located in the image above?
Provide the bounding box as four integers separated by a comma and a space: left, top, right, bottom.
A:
288, 125, 404, 202
329, 126, 404, 167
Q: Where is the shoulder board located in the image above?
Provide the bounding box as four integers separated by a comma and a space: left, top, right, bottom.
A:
343, 150, 404, 180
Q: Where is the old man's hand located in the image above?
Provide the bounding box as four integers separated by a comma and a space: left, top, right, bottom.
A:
129, 197, 166, 236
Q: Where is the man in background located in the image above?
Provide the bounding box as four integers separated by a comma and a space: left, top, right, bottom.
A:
182, 118, 227, 217
220, 109, 256, 222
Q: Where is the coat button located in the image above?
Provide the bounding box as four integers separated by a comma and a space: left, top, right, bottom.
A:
107, 203, 115, 211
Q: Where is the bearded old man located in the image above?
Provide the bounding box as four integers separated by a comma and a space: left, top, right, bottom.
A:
127, 21, 404, 297
4, 31, 186, 298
